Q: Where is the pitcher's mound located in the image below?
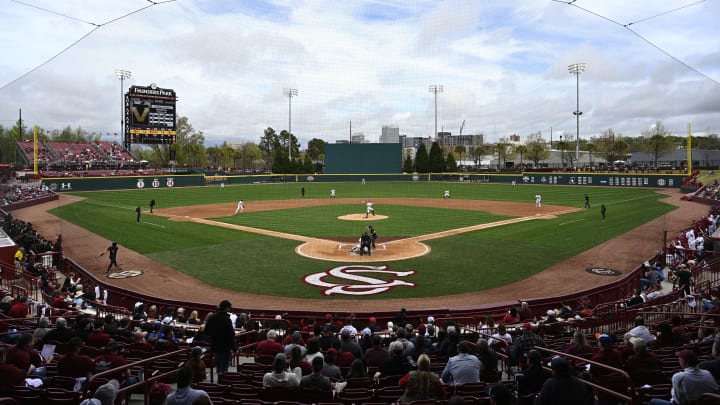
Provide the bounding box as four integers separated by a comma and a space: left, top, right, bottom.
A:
338, 214, 388, 221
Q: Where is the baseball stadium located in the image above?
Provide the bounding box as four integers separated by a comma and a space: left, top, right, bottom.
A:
3, 0, 720, 403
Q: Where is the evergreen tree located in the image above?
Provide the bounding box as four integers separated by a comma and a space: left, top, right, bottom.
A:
415, 143, 430, 173
445, 152, 457, 172
271, 148, 289, 173
403, 154, 414, 173
428, 142, 445, 172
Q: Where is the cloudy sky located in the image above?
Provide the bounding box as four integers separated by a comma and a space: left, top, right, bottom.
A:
1, 0, 718, 148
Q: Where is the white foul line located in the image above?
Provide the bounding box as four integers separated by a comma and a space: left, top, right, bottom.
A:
559, 219, 585, 226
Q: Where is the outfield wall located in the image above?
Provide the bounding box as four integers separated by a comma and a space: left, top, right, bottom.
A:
206, 172, 687, 188
41, 174, 205, 192
39, 171, 685, 190
324, 143, 403, 174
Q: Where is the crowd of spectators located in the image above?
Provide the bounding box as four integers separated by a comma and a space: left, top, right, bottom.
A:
15, 139, 141, 172
38, 168, 163, 178
698, 179, 720, 201
2, 213, 57, 259
0, 183, 53, 207
17, 140, 55, 165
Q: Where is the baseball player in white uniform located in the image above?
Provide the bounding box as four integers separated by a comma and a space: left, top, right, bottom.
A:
330, 189, 336, 198
443, 190, 450, 199
365, 201, 375, 218
535, 194, 542, 208
234, 200, 244, 214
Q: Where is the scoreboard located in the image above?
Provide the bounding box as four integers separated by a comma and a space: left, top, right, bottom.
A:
124, 85, 177, 145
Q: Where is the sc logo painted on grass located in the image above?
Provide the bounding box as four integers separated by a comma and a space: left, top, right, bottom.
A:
304, 265, 416, 296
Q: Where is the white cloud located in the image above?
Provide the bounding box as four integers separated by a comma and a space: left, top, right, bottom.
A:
0, 0, 718, 148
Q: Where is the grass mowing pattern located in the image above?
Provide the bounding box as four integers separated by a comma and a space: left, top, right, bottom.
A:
53, 182, 675, 299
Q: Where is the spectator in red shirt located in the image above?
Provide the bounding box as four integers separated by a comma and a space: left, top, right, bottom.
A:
590, 333, 624, 404
591, 334, 623, 376
518, 301, 533, 321
128, 331, 154, 352
57, 337, 95, 379
0, 346, 26, 391
564, 330, 595, 356
256, 330, 284, 358
624, 338, 662, 386
333, 341, 356, 368
94, 341, 130, 381
49, 291, 70, 310
7, 296, 30, 318
87, 320, 111, 348
502, 307, 520, 324
6, 333, 45, 376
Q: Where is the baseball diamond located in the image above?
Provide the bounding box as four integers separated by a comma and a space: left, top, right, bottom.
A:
15, 181, 707, 313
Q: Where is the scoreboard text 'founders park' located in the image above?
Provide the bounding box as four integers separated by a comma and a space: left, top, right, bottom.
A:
124, 83, 177, 150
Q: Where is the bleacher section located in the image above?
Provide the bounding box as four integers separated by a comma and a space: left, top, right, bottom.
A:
15, 140, 56, 166
94, 141, 136, 163
14, 139, 142, 173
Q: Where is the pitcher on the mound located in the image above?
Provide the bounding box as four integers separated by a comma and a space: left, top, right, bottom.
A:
365, 201, 375, 218
234, 200, 244, 214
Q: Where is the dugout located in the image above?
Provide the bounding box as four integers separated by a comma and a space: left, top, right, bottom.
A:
324, 143, 402, 174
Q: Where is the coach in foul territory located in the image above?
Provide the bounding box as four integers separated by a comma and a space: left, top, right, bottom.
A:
102, 242, 120, 274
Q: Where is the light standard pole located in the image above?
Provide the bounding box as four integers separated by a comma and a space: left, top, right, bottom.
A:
568, 63, 586, 168
428, 85, 443, 138
560, 135, 564, 169
115, 69, 132, 150
283, 88, 298, 160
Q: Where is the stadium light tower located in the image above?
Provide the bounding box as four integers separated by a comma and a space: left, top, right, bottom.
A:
115, 69, 132, 149
568, 63, 586, 167
429, 85, 443, 138
283, 88, 298, 160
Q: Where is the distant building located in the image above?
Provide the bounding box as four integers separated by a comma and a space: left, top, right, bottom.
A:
436, 132, 484, 148
380, 126, 400, 143
351, 132, 367, 144
402, 136, 432, 150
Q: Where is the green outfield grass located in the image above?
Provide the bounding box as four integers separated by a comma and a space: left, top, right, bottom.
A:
52, 182, 675, 299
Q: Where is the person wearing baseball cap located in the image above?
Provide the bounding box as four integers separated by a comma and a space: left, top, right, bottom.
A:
648, 349, 718, 405
590, 334, 624, 404
535, 356, 593, 404
79, 379, 120, 405
367, 316, 380, 333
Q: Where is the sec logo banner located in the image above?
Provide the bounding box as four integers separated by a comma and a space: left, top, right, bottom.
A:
304, 265, 416, 296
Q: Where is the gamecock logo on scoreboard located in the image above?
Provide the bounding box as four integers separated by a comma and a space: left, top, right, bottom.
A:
304, 265, 416, 296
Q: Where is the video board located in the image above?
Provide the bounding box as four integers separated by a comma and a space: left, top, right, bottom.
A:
124, 85, 177, 145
